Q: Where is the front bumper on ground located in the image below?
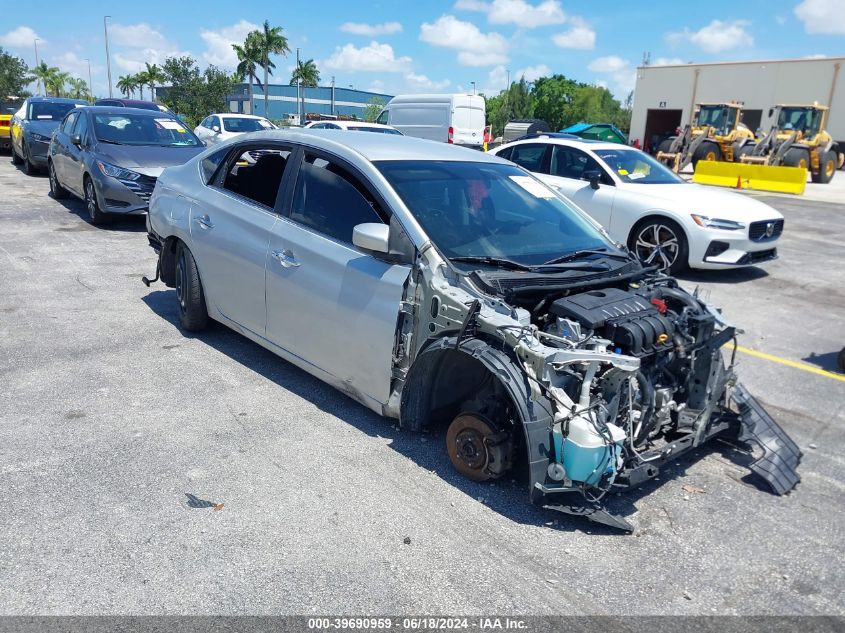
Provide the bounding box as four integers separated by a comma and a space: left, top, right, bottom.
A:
92, 172, 157, 215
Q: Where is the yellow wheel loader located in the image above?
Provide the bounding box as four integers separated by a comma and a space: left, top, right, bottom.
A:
656, 103, 755, 173
740, 104, 837, 184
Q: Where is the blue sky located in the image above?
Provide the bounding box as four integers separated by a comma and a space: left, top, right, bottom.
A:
2, 0, 843, 100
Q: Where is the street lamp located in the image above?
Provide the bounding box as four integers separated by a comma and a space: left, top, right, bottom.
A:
471, 81, 476, 95
103, 16, 113, 98
33, 38, 42, 95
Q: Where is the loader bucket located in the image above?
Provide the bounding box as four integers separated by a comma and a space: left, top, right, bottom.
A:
692, 160, 807, 195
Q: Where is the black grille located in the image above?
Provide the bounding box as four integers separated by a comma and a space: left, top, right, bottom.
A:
738, 248, 778, 265
749, 219, 784, 242
119, 175, 157, 203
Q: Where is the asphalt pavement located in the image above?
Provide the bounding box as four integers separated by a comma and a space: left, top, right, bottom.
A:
0, 158, 843, 615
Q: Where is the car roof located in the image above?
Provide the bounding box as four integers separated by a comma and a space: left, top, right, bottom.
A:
27, 97, 87, 104
235, 129, 511, 163
81, 106, 179, 117
500, 136, 626, 152
216, 113, 266, 119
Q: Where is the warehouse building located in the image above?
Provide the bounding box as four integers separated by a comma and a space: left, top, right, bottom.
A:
629, 56, 844, 154
224, 83, 394, 121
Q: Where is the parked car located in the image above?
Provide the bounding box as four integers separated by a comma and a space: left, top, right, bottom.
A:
194, 113, 276, 146
10, 97, 87, 174
143, 129, 799, 531
1, 99, 23, 151
94, 99, 171, 113
491, 137, 784, 273
376, 93, 486, 146
47, 106, 205, 224
304, 120, 401, 134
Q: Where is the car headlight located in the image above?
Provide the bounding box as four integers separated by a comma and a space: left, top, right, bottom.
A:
691, 214, 745, 231
31, 133, 51, 142
97, 161, 141, 181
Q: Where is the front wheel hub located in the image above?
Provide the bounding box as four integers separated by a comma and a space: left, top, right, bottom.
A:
446, 414, 511, 481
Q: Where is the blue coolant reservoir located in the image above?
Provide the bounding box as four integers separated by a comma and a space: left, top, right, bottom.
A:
562, 417, 626, 486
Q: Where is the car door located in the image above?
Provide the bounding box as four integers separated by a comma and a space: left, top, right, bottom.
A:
51, 110, 78, 184
194, 117, 211, 142
188, 142, 294, 337
541, 145, 617, 229
63, 111, 90, 197
265, 149, 412, 406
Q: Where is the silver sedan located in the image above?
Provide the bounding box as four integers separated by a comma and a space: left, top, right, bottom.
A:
144, 129, 799, 531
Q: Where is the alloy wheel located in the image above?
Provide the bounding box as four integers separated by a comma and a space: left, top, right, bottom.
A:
175, 251, 188, 313
634, 224, 679, 271
85, 181, 97, 219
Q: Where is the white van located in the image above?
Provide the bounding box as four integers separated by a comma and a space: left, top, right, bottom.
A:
376, 94, 486, 146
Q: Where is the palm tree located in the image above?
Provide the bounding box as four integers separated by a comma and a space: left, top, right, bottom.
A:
32, 62, 58, 97
134, 72, 149, 100
116, 74, 136, 98
47, 71, 70, 97
68, 78, 90, 100
144, 63, 165, 102
290, 59, 320, 87
250, 20, 290, 116
232, 36, 263, 114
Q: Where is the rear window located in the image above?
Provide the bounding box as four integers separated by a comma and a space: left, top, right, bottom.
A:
29, 102, 80, 120
222, 117, 275, 133
390, 106, 448, 126
453, 105, 484, 131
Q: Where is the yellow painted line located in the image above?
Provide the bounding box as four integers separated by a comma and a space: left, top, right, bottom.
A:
729, 344, 845, 383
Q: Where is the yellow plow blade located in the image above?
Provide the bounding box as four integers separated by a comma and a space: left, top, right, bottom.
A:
692, 160, 807, 195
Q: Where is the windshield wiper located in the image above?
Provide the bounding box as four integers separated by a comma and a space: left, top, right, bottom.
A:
543, 248, 630, 265
449, 255, 534, 272
98, 139, 126, 145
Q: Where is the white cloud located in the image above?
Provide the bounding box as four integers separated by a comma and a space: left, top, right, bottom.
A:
775, 15, 787, 25
588, 55, 628, 73
200, 20, 260, 68
481, 64, 509, 95
108, 23, 170, 50
515, 64, 551, 82
795, 0, 845, 34
804, 53, 828, 59
455, 0, 566, 28
0, 26, 42, 48
420, 15, 509, 67
51, 52, 102, 79
340, 22, 403, 36
552, 17, 595, 50
114, 47, 190, 74
323, 41, 412, 73
405, 72, 451, 91
667, 20, 753, 54
651, 57, 685, 66
367, 79, 387, 93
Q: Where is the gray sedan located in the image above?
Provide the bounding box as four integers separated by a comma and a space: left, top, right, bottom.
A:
143, 130, 799, 531
10, 97, 87, 175
48, 106, 205, 224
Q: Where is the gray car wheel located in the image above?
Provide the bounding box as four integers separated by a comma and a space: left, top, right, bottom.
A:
175, 242, 209, 332
49, 161, 68, 199
84, 177, 108, 225
630, 219, 688, 274
21, 143, 36, 175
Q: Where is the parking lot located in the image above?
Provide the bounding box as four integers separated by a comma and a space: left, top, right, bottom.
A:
0, 156, 843, 615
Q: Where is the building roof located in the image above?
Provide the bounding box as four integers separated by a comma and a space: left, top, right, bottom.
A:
637, 55, 845, 70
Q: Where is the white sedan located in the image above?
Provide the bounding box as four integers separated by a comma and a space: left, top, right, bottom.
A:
194, 113, 276, 146
491, 137, 784, 273
304, 120, 402, 134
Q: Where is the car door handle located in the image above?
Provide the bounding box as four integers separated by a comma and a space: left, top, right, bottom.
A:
271, 249, 301, 268
194, 215, 213, 230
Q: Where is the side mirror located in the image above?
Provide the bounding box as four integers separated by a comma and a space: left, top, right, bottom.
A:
583, 169, 601, 190
767, 107, 774, 118
71, 134, 82, 146
353, 223, 390, 254
211, 125, 220, 133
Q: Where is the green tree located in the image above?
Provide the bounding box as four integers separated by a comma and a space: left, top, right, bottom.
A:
232, 35, 263, 113
160, 55, 235, 128
290, 58, 320, 87
68, 77, 90, 100
532, 74, 585, 131
249, 20, 290, 116
32, 62, 58, 97
569, 84, 627, 131
134, 71, 149, 100
144, 63, 165, 102
116, 74, 136, 98
46, 70, 70, 97
363, 97, 386, 122
0, 48, 32, 99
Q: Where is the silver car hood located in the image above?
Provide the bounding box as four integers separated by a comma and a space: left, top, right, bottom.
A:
94, 143, 205, 178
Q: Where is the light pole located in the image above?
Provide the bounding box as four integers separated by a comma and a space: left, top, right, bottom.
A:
84, 58, 93, 102
103, 16, 113, 97
471, 81, 476, 95
33, 38, 42, 95
296, 47, 301, 125
331, 76, 336, 116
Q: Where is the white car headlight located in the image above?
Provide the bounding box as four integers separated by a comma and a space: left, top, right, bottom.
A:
97, 161, 141, 181
691, 214, 745, 231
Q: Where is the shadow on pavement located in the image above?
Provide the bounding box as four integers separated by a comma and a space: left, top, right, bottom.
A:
50, 195, 147, 232
802, 350, 842, 373
141, 287, 749, 536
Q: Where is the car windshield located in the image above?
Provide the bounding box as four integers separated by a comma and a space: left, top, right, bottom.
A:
92, 113, 202, 147
593, 148, 684, 184
348, 126, 402, 135
377, 161, 610, 266
222, 117, 275, 132
29, 102, 79, 120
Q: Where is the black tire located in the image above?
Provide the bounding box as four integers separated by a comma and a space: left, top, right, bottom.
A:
21, 143, 37, 175
783, 147, 810, 169
692, 141, 721, 169
629, 218, 689, 275
48, 161, 68, 199
84, 176, 108, 225
11, 144, 22, 165
736, 143, 755, 163
657, 138, 674, 154
175, 242, 209, 332
812, 150, 836, 184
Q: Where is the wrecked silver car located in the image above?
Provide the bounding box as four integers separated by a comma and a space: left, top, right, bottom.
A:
144, 130, 800, 531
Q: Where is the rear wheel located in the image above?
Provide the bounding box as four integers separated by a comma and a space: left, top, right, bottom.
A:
11, 144, 22, 165
783, 147, 810, 169
84, 177, 108, 225
48, 161, 68, 199
812, 150, 836, 184
21, 143, 37, 175
692, 141, 721, 169
175, 242, 209, 332
629, 218, 689, 274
